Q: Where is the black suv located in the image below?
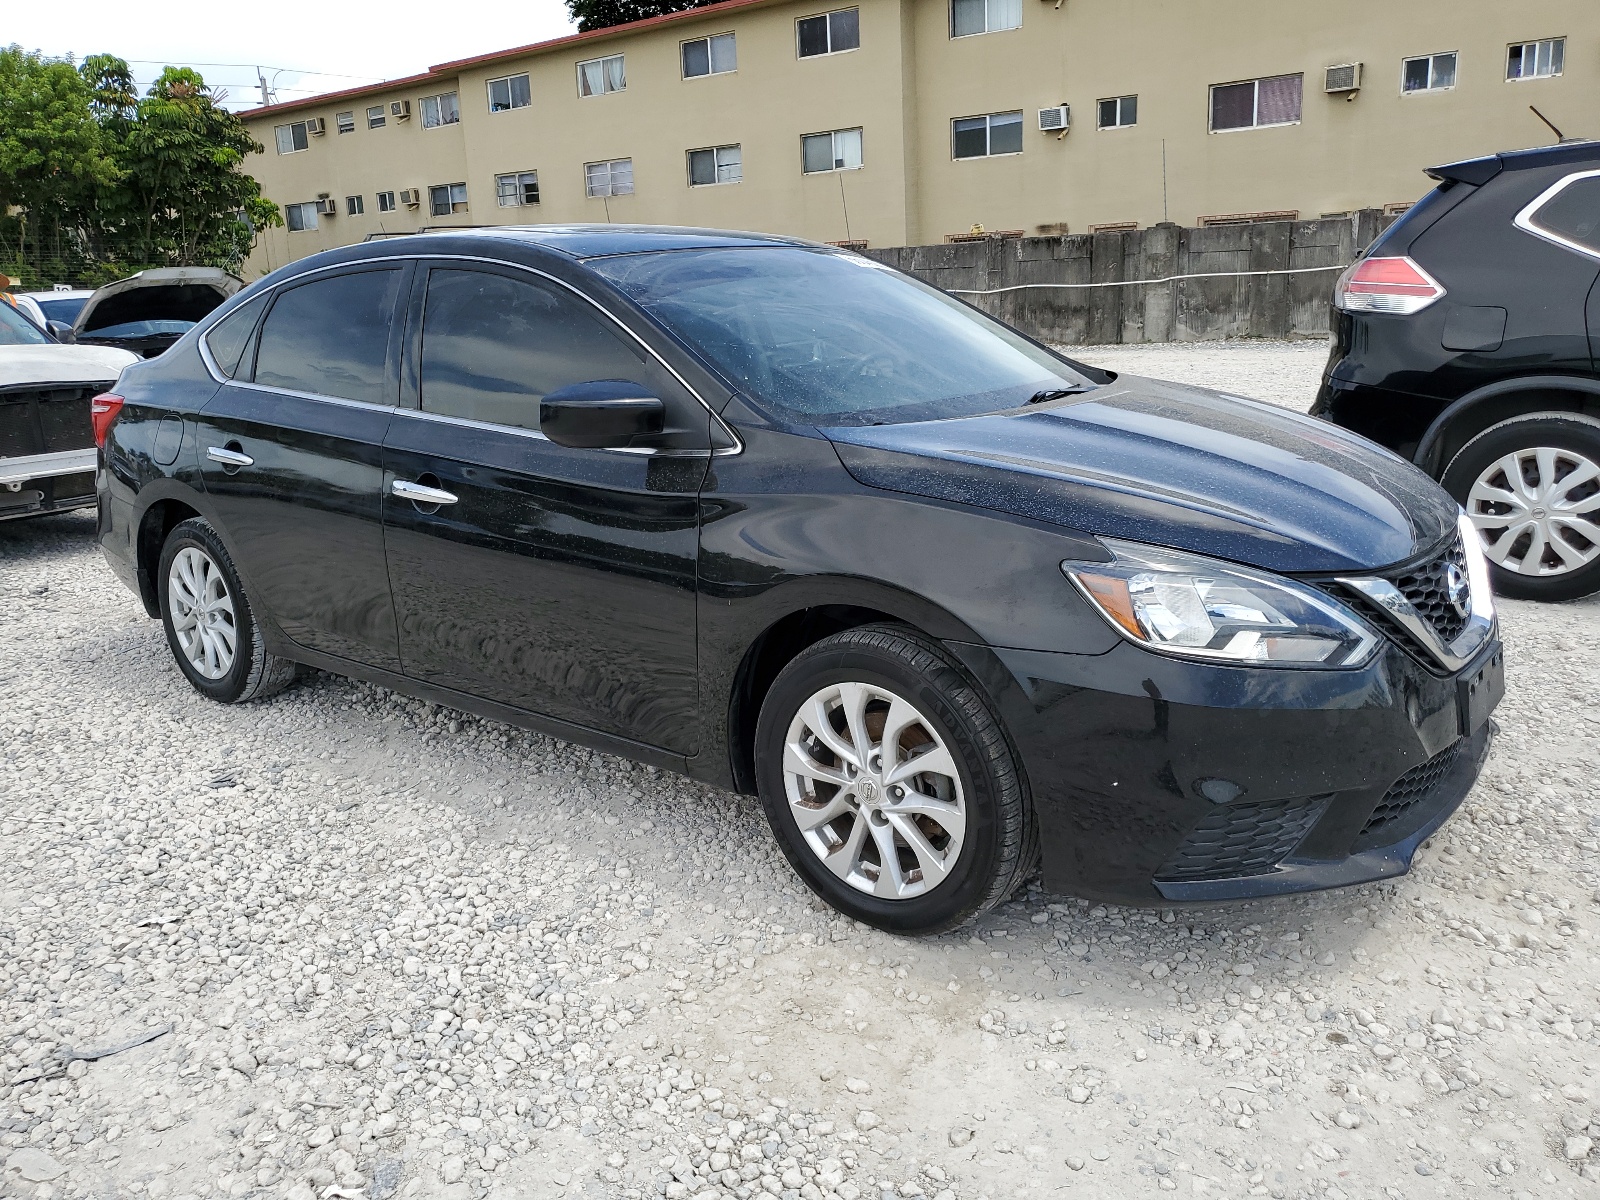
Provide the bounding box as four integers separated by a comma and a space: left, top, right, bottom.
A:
1314, 141, 1600, 602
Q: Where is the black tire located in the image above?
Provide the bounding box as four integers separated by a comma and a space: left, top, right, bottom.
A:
754, 624, 1036, 935
157, 517, 299, 703
1440, 413, 1600, 602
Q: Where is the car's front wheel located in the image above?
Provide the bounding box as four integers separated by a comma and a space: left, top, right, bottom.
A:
754, 624, 1036, 934
158, 517, 299, 703
1442, 414, 1600, 602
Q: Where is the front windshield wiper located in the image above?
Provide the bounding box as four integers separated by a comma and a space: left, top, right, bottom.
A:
1027, 385, 1097, 404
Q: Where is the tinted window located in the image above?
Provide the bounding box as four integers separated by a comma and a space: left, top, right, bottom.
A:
1529, 175, 1600, 255
418, 269, 658, 432
203, 291, 269, 378
592, 248, 1093, 427
35, 297, 87, 323
253, 271, 402, 404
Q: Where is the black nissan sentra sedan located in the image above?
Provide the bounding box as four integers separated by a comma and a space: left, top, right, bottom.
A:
95, 227, 1504, 934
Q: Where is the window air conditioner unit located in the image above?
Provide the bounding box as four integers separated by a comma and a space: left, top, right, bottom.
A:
391, 100, 412, 121
1324, 63, 1363, 94
314, 198, 338, 216
305, 117, 326, 136
1038, 105, 1070, 133
399, 188, 421, 208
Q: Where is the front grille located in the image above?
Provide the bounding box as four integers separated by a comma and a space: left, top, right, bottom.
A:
1392, 538, 1470, 645
1359, 739, 1465, 841
0, 384, 106, 460
1156, 795, 1330, 883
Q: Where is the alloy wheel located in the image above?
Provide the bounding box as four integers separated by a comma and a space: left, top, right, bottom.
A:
781, 681, 967, 900
1466, 445, 1600, 577
167, 546, 238, 679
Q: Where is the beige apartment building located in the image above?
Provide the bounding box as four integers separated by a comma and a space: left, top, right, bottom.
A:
240, 0, 1594, 276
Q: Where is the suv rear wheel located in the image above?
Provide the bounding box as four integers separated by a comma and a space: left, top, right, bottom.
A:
1442, 413, 1600, 602
754, 624, 1036, 934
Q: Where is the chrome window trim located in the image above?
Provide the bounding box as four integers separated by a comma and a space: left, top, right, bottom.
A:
229, 379, 397, 412
197, 251, 742, 457
1513, 168, 1600, 264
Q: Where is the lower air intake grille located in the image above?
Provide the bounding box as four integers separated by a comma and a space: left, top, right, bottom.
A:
1360, 739, 1465, 841
1156, 795, 1330, 883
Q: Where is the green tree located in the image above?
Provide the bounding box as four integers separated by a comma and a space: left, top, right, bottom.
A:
565, 0, 719, 33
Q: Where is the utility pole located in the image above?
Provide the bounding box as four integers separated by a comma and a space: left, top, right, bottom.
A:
257, 68, 272, 107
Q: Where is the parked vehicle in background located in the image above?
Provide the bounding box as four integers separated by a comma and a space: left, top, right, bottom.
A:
53, 268, 241, 359
0, 300, 137, 521
98, 227, 1502, 933
19, 288, 95, 330
1314, 140, 1600, 602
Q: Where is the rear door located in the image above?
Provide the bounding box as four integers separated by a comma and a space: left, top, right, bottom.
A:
381, 262, 708, 753
196, 263, 410, 670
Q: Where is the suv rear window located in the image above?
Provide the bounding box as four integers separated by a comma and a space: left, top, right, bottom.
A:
1520, 172, 1600, 258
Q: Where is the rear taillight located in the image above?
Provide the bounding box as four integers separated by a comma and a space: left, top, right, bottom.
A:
90, 393, 124, 449
1333, 255, 1446, 315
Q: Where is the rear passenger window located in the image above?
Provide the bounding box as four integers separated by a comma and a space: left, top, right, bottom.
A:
203, 291, 268, 378
1524, 174, 1600, 257
252, 270, 402, 404
418, 268, 655, 432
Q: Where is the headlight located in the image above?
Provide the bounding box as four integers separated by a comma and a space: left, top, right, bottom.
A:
1062, 540, 1379, 668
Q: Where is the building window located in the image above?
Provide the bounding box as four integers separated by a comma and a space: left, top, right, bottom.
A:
377, 191, 397, 212
952, 111, 1023, 159
1209, 74, 1302, 131
420, 92, 460, 129
429, 183, 468, 216
1508, 38, 1564, 80
801, 127, 863, 173
683, 33, 737, 78
274, 122, 310, 154
284, 202, 319, 231
951, 0, 1020, 38
586, 158, 634, 198
578, 54, 626, 97
336, 110, 355, 134
688, 144, 742, 186
1402, 52, 1457, 92
496, 171, 541, 206
367, 105, 387, 129
346, 195, 365, 216
1097, 95, 1138, 128
797, 9, 860, 58
488, 73, 532, 112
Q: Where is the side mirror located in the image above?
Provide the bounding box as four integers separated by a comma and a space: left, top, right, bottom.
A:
47, 321, 75, 343
540, 380, 665, 449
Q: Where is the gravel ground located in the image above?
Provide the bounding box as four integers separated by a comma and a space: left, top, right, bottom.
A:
4, 341, 1600, 1200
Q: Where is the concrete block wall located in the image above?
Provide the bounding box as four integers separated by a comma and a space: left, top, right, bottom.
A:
866, 210, 1398, 345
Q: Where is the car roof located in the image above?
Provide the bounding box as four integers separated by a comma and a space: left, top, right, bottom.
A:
19, 289, 94, 300
415, 224, 816, 259
1428, 138, 1600, 186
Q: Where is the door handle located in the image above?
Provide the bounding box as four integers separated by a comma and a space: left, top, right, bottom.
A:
206, 446, 253, 468
391, 479, 459, 506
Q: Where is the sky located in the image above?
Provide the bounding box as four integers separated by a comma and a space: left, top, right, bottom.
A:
9, 0, 581, 110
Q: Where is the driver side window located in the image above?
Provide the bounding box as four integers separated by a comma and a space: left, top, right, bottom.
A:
418, 268, 674, 432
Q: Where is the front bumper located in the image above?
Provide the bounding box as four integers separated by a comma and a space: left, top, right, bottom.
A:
952, 633, 1501, 906
0, 449, 98, 521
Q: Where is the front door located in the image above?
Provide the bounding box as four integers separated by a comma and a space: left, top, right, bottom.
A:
196, 264, 409, 670
381, 264, 707, 754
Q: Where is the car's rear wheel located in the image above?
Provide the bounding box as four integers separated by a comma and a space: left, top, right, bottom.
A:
754, 624, 1035, 935
158, 517, 299, 703
1442, 414, 1600, 602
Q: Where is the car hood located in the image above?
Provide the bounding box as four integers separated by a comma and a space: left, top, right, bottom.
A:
0, 344, 139, 389
825, 375, 1458, 574
74, 267, 241, 336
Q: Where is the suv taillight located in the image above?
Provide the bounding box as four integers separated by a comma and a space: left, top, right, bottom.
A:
90, 393, 124, 448
1333, 255, 1446, 315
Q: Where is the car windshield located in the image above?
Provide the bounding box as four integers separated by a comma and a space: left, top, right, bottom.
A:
591, 247, 1095, 426
36, 297, 87, 323
0, 300, 51, 346
87, 319, 196, 339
